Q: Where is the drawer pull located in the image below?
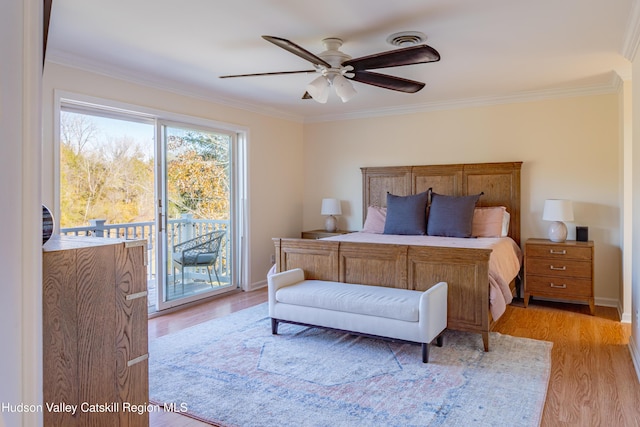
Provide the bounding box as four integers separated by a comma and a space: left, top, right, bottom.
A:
126, 290, 148, 301
127, 353, 149, 367
549, 265, 566, 271
549, 283, 567, 289
549, 249, 567, 255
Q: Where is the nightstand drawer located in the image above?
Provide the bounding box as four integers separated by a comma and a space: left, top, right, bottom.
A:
526, 244, 592, 261
525, 275, 592, 298
525, 258, 592, 279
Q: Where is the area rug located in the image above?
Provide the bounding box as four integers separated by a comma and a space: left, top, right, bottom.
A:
149, 303, 552, 427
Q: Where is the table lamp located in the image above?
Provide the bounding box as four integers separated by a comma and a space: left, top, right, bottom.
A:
542, 199, 574, 242
321, 198, 342, 232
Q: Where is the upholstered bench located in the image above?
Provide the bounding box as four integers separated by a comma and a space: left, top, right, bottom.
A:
267, 268, 448, 363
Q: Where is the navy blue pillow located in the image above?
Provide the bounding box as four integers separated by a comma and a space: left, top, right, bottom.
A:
427, 193, 482, 238
383, 191, 430, 235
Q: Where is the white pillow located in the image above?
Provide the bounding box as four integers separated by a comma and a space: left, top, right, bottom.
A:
501, 211, 511, 237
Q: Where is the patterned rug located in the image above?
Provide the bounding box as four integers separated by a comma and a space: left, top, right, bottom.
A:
149, 303, 551, 426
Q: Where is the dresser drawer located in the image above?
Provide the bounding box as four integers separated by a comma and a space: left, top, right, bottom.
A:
526, 243, 592, 261
525, 258, 592, 279
525, 275, 593, 298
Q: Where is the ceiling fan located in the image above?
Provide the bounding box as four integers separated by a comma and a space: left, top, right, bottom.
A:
220, 35, 440, 103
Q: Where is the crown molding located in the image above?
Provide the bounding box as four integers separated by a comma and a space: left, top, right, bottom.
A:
303, 77, 622, 123
46, 52, 306, 123
622, 0, 640, 61
612, 71, 627, 94
48, 52, 622, 126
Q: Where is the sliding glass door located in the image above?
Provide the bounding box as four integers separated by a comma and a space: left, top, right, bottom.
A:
156, 123, 236, 309
58, 99, 242, 313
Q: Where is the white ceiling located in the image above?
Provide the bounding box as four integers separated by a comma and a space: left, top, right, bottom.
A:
47, 0, 636, 122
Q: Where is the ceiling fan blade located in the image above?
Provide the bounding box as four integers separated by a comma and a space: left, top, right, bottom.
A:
220, 69, 316, 78
344, 45, 440, 71
350, 71, 425, 93
262, 35, 332, 69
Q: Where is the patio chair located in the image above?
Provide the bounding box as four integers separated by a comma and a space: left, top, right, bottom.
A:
172, 230, 225, 293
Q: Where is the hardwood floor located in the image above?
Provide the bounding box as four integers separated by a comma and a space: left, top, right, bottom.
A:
495, 298, 640, 427
148, 290, 640, 427
148, 289, 267, 340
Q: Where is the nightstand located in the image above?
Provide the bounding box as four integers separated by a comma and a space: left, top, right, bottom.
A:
524, 238, 594, 314
301, 229, 353, 239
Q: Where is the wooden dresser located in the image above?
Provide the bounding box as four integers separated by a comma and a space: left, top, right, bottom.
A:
43, 236, 149, 426
524, 238, 594, 314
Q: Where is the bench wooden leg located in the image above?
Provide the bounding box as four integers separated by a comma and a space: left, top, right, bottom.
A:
271, 318, 279, 335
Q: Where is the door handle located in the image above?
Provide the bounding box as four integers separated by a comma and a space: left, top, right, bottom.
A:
158, 199, 163, 233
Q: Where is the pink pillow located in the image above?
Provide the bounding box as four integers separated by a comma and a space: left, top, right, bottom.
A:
362, 206, 387, 234
472, 206, 507, 237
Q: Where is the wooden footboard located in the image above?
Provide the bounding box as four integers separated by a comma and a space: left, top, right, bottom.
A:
407, 245, 491, 350
274, 238, 493, 351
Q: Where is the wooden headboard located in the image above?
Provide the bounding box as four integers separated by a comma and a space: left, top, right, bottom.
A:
361, 161, 522, 246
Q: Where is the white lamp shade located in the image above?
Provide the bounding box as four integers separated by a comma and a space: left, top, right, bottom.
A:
333, 74, 357, 102
542, 199, 574, 222
306, 76, 330, 103
321, 198, 342, 216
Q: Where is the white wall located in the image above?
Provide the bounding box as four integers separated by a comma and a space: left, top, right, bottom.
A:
631, 44, 640, 379
621, 79, 633, 323
42, 63, 305, 288
303, 94, 622, 307
0, 3, 25, 425
1, 1, 42, 426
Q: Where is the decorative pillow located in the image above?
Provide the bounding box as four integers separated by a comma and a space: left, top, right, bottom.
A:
427, 192, 482, 238
383, 191, 430, 235
472, 206, 507, 238
362, 206, 387, 234
502, 211, 511, 237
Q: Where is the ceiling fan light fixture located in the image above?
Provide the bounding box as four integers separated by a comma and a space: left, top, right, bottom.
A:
333, 74, 357, 102
222, 35, 437, 102
306, 75, 330, 103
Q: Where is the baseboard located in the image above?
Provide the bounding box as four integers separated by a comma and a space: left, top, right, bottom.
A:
249, 279, 267, 291
619, 305, 633, 324
629, 334, 640, 383
594, 296, 619, 308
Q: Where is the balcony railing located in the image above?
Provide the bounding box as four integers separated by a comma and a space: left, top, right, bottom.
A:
60, 214, 231, 282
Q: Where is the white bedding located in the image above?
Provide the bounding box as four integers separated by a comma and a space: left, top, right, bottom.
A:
321, 232, 523, 321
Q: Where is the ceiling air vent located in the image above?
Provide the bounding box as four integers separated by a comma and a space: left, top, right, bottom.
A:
386, 31, 427, 47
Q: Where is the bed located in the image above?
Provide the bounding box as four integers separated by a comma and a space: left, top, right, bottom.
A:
273, 161, 523, 351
